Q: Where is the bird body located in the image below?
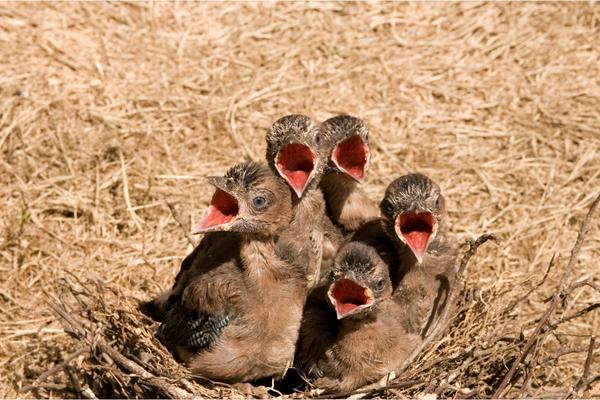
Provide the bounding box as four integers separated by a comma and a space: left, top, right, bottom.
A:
154, 162, 308, 383
295, 173, 457, 392
167, 235, 306, 382
265, 114, 342, 288
296, 242, 415, 393
390, 233, 457, 336
380, 173, 458, 337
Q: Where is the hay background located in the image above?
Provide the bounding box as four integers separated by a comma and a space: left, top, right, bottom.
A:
0, 2, 599, 397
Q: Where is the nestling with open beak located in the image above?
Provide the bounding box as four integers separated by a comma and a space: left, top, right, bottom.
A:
296, 242, 413, 393
153, 162, 308, 383
319, 115, 379, 232
379, 173, 458, 337
266, 114, 343, 288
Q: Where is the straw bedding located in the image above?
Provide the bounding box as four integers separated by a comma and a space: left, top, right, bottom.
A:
1, 2, 599, 398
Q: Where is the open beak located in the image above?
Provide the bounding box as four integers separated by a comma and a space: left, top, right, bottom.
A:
275, 142, 317, 198
327, 279, 375, 320
394, 212, 437, 263
331, 135, 370, 182
192, 186, 240, 234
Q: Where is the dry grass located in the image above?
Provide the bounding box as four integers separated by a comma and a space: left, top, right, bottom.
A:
1, 2, 599, 398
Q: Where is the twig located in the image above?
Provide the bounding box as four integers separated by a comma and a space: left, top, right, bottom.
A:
504, 255, 555, 313
457, 234, 499, 278
166, 202, 195, 247
582, 374, 600, 393
32, 347, 90, 386
547, 303, 600, 329
492, 191, 600, 398
573, 337, 596, 394
49, 300, 194, 399
538, 346, 590, 365
119, 148, 143, 232
315, 380, 424, 399
555, 191, 600, 297
564, 279, 600, 294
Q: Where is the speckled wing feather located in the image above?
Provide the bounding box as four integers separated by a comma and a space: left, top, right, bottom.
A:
157, 303, 231, 351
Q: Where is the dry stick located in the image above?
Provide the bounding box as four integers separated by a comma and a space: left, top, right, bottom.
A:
547, 303, 600, 329
503, 254, 555, 313
32, 347, 91, 386
48, 300, 194, 399
118, 148, 143, 232
356, 234, 498, 398
538, 346, 591, 366
492, 191, 600, 399
574, 337, 596, 394
457, 234, 500, 277
542, 278, 600, 303
166, 201, 195, 247
582, 374, 600, 393
564, 279, 600, 294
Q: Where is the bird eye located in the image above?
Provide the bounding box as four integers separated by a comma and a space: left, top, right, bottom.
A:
381, 201, 393, 217
314, 134, 322, 146
435, 195, 441, 210
374, 278, 386, 291
252, 196, 267, 210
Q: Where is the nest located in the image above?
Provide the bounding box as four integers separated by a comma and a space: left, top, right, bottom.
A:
29, 203, 600, 398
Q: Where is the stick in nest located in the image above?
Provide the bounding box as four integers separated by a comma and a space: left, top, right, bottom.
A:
48, 296, 195, 399
492, 191, 600, 399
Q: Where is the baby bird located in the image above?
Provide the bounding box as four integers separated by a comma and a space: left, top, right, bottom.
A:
379, 173, 458, 337
319, 115, 379, 232
296, 242, 413, 393
156, 162, 307, 383
265, 114, 342, 287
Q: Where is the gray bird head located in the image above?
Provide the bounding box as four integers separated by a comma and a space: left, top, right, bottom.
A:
320, 115, 370, 182
327, 242, 391, 320
192, 161, 293, 236
379, 173, 445, 263
265, 114, 328, 198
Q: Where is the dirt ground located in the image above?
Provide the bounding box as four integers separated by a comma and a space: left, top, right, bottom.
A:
0, 2, 599, 398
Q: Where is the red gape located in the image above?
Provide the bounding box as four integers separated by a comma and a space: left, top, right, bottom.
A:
276, 143, 316, 194
397, 212, 435, 257
198, 189, 239, 230
332, 135, 369, 181
329, 279, 372, 316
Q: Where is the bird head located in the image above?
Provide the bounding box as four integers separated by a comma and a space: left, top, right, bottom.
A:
379, 173, 445, 264
327, 242, 391, 320
192, 161, 293, 236
321, 115, 370, 182
265, 114, 327, 198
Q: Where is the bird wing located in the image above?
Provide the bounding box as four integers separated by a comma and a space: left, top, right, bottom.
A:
157, 304, 231, 351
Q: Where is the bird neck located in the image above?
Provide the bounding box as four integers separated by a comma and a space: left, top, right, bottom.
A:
239, 236, 287, 281
290, 186, 325, 224
320, 170, 358, 198
338, 312, 377, 332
